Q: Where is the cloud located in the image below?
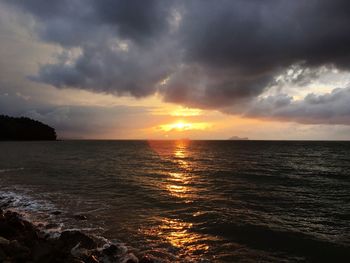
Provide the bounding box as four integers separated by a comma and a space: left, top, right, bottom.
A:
242, 87, 350, 125
161, 0, 350, 108
0, 92, 158, 139
32, 39, 178, 97
3, 0, 350, 125
24, 104, 154, 139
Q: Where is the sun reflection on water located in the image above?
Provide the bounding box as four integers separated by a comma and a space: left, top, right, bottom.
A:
147, 139, 197, 201
141, 217, 215, 260
166, 140, 198, 201
144, 140, 214, 260
159, 218, 210, 251
173, 141, 191, 170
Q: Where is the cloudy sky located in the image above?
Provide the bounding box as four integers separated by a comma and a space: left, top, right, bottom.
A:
1, 0, 350, 140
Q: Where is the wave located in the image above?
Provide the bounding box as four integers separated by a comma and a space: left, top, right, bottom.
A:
0, 190, 152, 263
203, 221, 350, 262
0, 167, 25, 173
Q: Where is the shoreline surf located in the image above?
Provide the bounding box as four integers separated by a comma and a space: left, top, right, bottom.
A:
0, 192, 155, 263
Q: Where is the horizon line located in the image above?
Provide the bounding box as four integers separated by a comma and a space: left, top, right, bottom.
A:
57, 138, 350, 142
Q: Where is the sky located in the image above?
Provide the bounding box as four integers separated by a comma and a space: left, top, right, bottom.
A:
1, 0, 350, 140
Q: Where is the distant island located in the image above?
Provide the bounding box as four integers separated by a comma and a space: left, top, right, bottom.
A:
0, 115, 57, 141
228, 136, 249, 140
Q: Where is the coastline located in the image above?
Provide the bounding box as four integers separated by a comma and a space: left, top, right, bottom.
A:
0, 203, 153, 263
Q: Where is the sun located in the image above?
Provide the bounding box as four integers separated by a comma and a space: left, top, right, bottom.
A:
173, 121, 192, 130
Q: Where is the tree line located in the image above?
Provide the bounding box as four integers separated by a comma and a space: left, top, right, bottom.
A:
0, 115, 57, 140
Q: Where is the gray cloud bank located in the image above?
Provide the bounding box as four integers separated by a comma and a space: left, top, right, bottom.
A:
242, 87, 350, 125
4, 0, 350, 125
0, 92, 157, 139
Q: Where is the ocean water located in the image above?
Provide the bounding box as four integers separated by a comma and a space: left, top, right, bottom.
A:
0, 140, 349, 262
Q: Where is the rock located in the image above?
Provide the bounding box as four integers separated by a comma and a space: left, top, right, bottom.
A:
5, 211, 26, 230
59, 231, 96, 250
74, 214, 88, 220
85, 254, 99, 263
66, 259, 85, 263
139, 255, 154, 263
71, 242, 90, 258
102, 244, 119, 256
22, 219, 35, 230
45, 223, 60, 229
0, 200, 12, 209
122, 253, 139, 263
0, 247, 6, 262
7, 240, 31, 260
0, 206, 152, 263
0, 236, 10, 246
51, 211, 62, 216
31, 242, 56, 262
0, 221, 16, 238
20, 226, 39, 244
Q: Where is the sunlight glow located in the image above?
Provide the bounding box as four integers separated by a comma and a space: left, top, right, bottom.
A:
159, 121, 210, 132
170, 107, 202, 117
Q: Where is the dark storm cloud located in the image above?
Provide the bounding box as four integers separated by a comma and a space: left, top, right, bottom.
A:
8, 0, 169, 45
4, 0, 350, 124
32, 42, 176, 97
182, 0, 350, 69
163, 0, 350, 107
92, 0, 170, 41
8, 0, 176, 97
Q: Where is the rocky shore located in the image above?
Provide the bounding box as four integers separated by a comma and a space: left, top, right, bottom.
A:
0, 208, 153, 263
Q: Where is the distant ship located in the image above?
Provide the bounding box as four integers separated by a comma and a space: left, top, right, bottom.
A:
228, 136, 249, 140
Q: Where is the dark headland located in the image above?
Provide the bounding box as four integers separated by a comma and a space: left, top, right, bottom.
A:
0, 115, 56, 141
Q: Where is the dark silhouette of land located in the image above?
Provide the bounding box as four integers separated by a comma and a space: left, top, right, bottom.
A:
0, 115, 56, 141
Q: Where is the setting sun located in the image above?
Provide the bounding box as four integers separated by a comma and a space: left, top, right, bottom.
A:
173, 121, 191, 130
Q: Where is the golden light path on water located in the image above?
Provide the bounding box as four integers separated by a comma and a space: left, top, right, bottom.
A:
166, 140, 194, 201
143, 140, 218, 260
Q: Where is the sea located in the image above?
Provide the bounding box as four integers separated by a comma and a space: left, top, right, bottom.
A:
0, 140, 349, 262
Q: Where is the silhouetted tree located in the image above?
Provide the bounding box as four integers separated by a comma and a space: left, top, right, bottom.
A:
0, 115, 57, 140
